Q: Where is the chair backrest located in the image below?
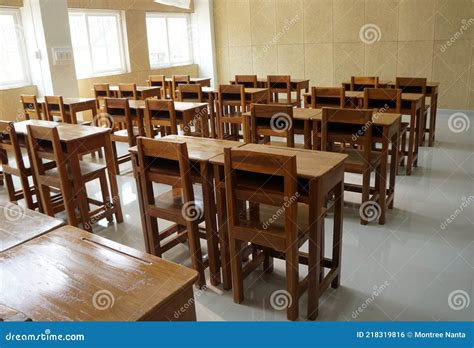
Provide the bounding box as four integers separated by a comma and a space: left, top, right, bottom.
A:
395, 77, 427, 95
178, 84, 203, 102
218, 84, 246, 112
20, 95, 42, 120
0, 121, 25, 171
363, 88, 401, 113
250, 104, 295, 147
224, 147, 298, 233
118, 83, 138, 100
267, 75, 291, 103
104, 98, 135, 146
235, 75, 258, 88
321, 107, 374, 163
148, 75, 167, 98
311, 87, 345, 109
172, 75, 190, 98
144, 99, 178, 138
350, 76, 379, 91
141, 87, 162, 100
136, 137, 194, 201
93, 84, 111, 99
44, 96, 67, 122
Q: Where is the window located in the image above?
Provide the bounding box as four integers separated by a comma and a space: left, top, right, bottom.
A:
0, 8, 30, 89
146, 13, 193, 68
68, 10, 129, 79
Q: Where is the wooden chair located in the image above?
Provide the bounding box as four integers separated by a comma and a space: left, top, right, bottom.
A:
216, 84, 247, 141
144, 99, 178, 138
93, 84, 112, 109
20, 95, 43, 120
310, 87, 345, 109
224, 147, 313, 320
235, 75, 258, 88
148, 75, 168, 98
349, 76, 379, 91
27, 124, 113, 232
250, 104, 295, 148
141, 88, 162, 100
267, 75, 299, 106
44, 96, 67, 122
118, 83, 138, 100
136, 137, 206, 287
321, 107, 385, 225
172, 75, 190, 99
0, 121, 55, 210
178, 84, 203, 102
103, 98, 139, 174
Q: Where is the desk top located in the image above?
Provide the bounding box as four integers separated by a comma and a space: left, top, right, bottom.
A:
0, 203, 64, 253
36, 97, 95, 105
202, 87, 268, 95
0, 225, 198, 321
128, 100, 208, 111
130, 135, 242, 162
243, 107, 318, 121
311, 109, 401, 127
108, 86, 161, 92
14, 120, 109, 142
164, 77, 211, 83
210, 143, 347, 180
303, 91, 424, 102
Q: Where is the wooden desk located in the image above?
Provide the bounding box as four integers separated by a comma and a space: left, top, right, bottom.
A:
0, 202, 63, 252
312, 110, 402, 224
210, 144, 347, 319
37, 97, 97, 124
130, 135, 242, 287
107, 86, 161, 100
213, 87, 269, 104
14, 120, 124, 229
231, 78, 310, 104
165, 77, 211, 87
128, 100, 210, 138
341, 80, 392, 91
0, 225, 198, 321
243, 107, 318, 149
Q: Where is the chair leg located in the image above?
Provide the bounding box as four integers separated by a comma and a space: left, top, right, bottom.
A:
186, 221, 206, 289
399, 131, 407, 169
4, 173, 17, 203
19, 174, 35, 210
360, 171, 370, 225
111, 141, 121, 175
286, 244, 299, 321
229, 237, 244, 303
263, 247, 274, 274
99, 172, 114, 223
378, 164, 386, 225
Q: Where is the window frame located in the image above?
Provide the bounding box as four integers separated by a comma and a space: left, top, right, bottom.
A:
0, 8, 31, 90
146, 12, 194, 69
68, 9, 130, 79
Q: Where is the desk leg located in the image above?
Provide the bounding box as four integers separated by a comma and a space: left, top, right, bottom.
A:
208, 93, 216, 139
103, 132, 124, 223
388, 129, 399, 210
304, 120, 311, 149
406, 106, 416, 176
308, 179, 323, 320
414, 106, 421, 168
331, 178, 344, 289
429, 92, 437, 147
379, 128, 389, 225
200, 162, 221, 286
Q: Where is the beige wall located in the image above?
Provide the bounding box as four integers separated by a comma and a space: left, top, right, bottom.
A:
214, 0, 474, 109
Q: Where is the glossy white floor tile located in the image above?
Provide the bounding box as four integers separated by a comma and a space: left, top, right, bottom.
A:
1, 109, 472, 321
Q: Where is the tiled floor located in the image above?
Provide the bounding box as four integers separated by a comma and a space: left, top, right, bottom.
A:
1, 109, 473, 321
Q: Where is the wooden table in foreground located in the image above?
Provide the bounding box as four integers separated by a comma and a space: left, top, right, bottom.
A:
0, 202, 64, 253
37, 97, 97, 124
210, 144, 347, 319
243, 107, 318, 149
312, 109, 402, 224
0, 225, 198, 321
130, 135, 243, 287
13, 120, 124, 229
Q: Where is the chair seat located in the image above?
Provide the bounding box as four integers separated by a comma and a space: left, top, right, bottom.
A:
339, 148, 382, 173
46, 161, 106, 181
152, 188, 205, 224
5, 156, 55, 174
113, 127, 140, 138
